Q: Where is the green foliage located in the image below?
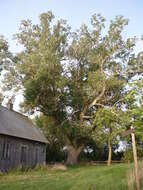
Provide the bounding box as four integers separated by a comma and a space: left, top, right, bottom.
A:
0, 36, 11, 74
3, 11, 140, 164
46, 143, 65, 162
88, 71, 104, 92
122, 148, 143, 163
93, 107, 124, 145
80, 141, 122, 162
34, 114, 66, 162
121, 150, 134, 163
0, 36, 14, 103
14, 12, 69, 120
125, 79, 143, 142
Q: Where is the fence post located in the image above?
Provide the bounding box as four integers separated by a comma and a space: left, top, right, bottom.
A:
131, 127, 140, 190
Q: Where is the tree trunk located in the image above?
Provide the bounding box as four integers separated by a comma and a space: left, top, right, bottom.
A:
107, 138, 112, 166
66, 145, 83, 165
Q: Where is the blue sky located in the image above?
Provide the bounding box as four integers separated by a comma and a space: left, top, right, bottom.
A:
0, 0, 143, 53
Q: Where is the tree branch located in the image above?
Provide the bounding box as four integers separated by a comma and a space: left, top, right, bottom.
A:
89, 57, 106, 109
89, 84, 106, 109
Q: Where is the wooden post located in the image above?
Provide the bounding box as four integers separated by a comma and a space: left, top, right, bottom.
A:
131, 127, 140, 190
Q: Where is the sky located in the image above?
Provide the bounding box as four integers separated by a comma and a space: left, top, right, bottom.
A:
0, 0, 143, 110
0, 0, 143, 53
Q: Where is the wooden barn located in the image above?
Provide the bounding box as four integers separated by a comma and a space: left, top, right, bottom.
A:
0, 105, 47, 171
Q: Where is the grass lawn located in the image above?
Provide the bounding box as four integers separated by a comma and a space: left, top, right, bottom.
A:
0, 164, 133, 190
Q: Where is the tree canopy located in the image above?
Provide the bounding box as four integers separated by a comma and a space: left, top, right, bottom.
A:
2, 11, 143, 165
0, 36, 14, 104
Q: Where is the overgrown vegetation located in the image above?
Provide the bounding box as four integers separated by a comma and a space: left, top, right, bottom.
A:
127, 161, 143, 190
0, 164, 131, 190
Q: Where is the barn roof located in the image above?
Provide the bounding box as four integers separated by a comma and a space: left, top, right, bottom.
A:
0, 106, 47, 143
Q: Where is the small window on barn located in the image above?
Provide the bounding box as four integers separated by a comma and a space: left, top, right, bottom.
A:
2, 143, 10, 160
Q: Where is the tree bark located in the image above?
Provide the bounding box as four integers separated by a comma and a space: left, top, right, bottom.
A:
66, 144, 83, 165
107, 138, 112, 166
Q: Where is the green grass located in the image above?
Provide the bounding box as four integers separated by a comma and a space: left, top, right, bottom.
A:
0, 164, 131, 190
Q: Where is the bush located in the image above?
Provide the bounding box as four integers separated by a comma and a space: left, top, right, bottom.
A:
122, 148, 143, 163
122, 150, 133, 163
46, 144, 65, 163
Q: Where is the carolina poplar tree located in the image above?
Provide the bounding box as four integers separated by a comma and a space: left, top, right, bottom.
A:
4, 12, 138, 165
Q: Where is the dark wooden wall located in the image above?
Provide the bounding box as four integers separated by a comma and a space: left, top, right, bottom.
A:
0, 134, 46, 171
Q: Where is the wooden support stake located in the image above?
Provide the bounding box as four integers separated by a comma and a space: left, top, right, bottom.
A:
131, 127, 140, 190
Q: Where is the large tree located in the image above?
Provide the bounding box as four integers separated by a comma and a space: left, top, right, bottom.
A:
65, 15, 136, 164
4, 12, 137, 165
